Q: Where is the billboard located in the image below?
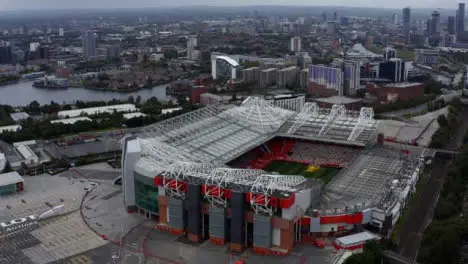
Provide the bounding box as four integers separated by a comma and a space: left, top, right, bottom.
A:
0, 215, 38, 236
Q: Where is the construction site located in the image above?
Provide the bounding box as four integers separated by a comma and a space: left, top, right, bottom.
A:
121, 96, 434, 257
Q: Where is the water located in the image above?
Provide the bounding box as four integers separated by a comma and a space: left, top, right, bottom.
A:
0, 81, 171, 106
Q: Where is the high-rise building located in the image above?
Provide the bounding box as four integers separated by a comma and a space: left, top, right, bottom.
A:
447, 16, 455, 35
379, 58, 406, 83
457, 3, 465, 37
187, 36, 199, 61
59, 27, 64, 37
327, 21, 337, 34
290, 36, 302, 52
431, 11, 441, 37
333, 12, 338, 21
82, 30, 97, 60
392, 14, 399, 25
402, 7, 411, 43
448, 16, 456, 35
322, 12, 327, 22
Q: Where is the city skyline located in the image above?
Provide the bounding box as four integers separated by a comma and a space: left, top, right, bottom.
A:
0, 0, 468, 10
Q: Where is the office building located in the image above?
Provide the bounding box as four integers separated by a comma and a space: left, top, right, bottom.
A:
448, 16, 456, 35
383, 47, 397, 61
260, 68, 277, 89
430, 11, 441, 38
300, 68, 309, 89
333, 12, 338, 21
308, 65, 343, 97
290, 37, 302, 52
59, 27, 64, 37
457, 3, 465, 37
392, 14, 399, 25
211, 55, 240, 80
379, 58, 406, 83
415, 49, 439, 65
187, 36, 199, 61
276, 66, 299, 89
82, 30, 97, 60
0, 45, 14, 65
327, 21, 337, 34
241, 67, 261, 84
402, 7, 411, 43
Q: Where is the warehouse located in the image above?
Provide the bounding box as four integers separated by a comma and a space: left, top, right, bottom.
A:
0, 171, 24, 196
57, 104, 137, 118
51, 117, 93, 125
16, 144, 39, 165
0, 125, 21, 134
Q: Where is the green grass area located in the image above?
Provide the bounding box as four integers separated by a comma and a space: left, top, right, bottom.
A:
391, 169, 431, 245
263, 160, 341, 184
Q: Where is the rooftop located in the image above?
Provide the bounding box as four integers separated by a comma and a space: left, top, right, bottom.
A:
0, 171, 24, 187
313, 96, 361, 105
10, 112, 30, 122
383, 82, 423, 88
51, 117, 92, 125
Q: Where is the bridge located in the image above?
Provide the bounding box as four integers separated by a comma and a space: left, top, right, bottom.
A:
433, 148, 462, 155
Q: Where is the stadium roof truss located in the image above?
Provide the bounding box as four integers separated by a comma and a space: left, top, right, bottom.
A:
220, 97, 296, 133
250, 174, 308, 216
204, 168, 264, 207
283, 103, 379, 145
161, 162, 217, 199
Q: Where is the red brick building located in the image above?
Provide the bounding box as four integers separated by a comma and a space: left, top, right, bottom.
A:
308, 82, 338, 97
366, 82, 424, 102
191, 85, 208, 104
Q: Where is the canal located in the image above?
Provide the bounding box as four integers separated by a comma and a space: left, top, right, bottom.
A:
0, 81, 171, 106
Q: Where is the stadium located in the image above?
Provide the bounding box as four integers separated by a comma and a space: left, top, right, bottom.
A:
121, 96, 431, 255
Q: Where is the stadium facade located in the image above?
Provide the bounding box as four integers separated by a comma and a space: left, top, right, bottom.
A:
121, 97, 432, 255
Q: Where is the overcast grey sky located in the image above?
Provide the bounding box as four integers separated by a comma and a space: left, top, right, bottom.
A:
0, 0, 463, 10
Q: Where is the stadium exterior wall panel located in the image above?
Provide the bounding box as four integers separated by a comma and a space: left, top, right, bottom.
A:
168, 197, 185, 230
122, 137, 140, 209
187, 184, 202, 236
209, 206, 227, 239
253, 214, 272, 249
230, 191, 245, 244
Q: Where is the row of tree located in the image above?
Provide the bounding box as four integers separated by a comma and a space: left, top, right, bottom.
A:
343, 241, 383, 264
430, 101, 462, 148
418, 130, 468, 264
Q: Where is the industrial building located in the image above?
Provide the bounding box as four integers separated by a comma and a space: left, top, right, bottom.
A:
366, 82, 424, 102
57, 104, 137, 118
0, 171, 24, 196
122, 97, 430, 256
0, 125, 21, 134
51, 117, 92, 125
16, 144, 39, 165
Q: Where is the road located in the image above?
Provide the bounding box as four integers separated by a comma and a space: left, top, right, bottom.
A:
397, 107, 468, 261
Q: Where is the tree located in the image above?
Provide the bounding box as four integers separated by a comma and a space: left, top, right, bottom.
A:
135, 95, 142, 106
28, 100, 41, 114
128, 96, 135, 104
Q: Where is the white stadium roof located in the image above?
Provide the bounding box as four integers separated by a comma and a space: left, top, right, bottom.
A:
131, 96, 430, 214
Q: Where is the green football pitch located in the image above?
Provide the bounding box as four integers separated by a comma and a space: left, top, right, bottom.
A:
263, 160, 341, 184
